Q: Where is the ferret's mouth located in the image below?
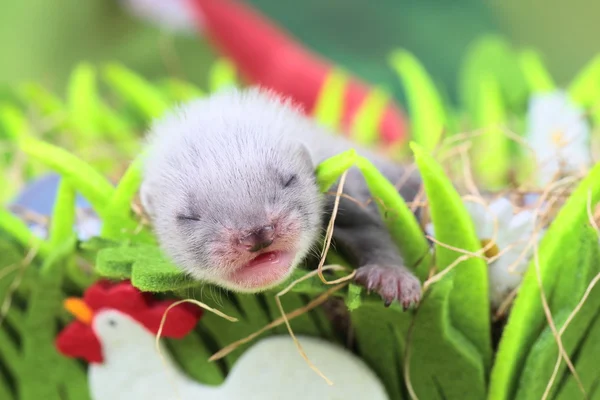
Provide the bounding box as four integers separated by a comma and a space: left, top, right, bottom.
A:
228, 250, 295, 290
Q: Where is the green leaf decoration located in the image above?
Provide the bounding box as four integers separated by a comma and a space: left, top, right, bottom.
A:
159, 78, 204, 102
518, 50, 555, 94
315, 149, 431, 278
555, 312, 600, 399
19, 135, 114, 217
0, 209, 51, 258
17, 82, 65, 120
313, 68, 348, 130
355, 157, 431, 277
95, 101, 139, 156
459, 36, 528, 115
209, 58, 238, 92
103, 63, 170, 120
47, 179, 76, 248
472, 76, 510, 189
389, 50, 446, 150
67, 63, 100, 140
408, 277, 487, 399
568, 55, 600, 107
490, 161, 600, 400
0, 104, 28, 142
350, 87, 389, 146
514, 226, 600, 399
100, 157, 152, 242
96, 244, 197, 291
411, 142, 492, 370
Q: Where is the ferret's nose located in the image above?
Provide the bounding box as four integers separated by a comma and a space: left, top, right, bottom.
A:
239, 225, 275, 252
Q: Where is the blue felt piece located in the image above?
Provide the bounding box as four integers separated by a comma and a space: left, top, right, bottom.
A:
9, 173, 104, 240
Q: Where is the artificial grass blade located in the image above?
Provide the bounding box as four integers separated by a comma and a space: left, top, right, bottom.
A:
569, 55, 600, 107
19, 136, 114, 217
48, 179, 76, 248
103, 63, 170, 120
159, 78, 204, 102
472, 76, 510, 189
209, 58, 238, 92
489, 161, 600, 400
67, 63, 100, 140
411, 141, 492, 370
389, 50, 446, 150
518, 50, 555, 93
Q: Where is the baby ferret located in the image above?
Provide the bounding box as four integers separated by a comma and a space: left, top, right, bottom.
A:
140, 87, 422, 309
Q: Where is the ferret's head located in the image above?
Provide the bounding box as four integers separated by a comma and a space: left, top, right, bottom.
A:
140, 88, 323, 292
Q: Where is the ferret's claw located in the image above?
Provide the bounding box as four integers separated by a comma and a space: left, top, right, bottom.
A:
355, 264, 422, 310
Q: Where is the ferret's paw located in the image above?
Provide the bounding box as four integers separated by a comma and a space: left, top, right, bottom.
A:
355, 265, 421, 310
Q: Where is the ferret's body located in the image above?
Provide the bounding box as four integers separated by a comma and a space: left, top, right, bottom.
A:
141, 87, 421, 307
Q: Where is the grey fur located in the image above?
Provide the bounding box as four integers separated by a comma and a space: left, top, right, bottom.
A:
140, 87, 422, 306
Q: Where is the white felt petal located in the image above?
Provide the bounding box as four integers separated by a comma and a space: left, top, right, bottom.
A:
525, 90, 592, 185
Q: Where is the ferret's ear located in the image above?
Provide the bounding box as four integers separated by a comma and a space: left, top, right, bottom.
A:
297, 144, 314, 170
139, 182, 156, 220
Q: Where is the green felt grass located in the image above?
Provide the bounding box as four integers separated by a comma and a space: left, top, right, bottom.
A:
490, 161, 600, 400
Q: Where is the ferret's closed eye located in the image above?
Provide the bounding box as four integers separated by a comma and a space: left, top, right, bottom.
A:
283, 174, 298, 188
176, 214, 202, 222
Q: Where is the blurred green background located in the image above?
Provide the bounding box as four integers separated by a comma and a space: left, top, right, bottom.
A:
0, 0, 598, 103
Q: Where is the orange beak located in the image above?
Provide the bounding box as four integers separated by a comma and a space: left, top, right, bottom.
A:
64, 297, 93, 325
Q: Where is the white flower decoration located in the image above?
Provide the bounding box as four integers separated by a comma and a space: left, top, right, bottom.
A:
119, 0, 199, 34
426, 198, 544, 309
525, 90, 592, 186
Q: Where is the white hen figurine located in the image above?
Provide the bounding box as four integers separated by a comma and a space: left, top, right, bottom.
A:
56, 280, 389, 400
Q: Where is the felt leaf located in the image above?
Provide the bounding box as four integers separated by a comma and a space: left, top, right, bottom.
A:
514, 226, 600, 399
555, 313, 600, 399
67, 63, 100, 139
21, 245, 89, 400
411, 142, 492, 369
389, 49, 446, 150
345, 283, 363, 311
351, 303, 410, 400
103, 63, 170, 120
165, 333, 224, 385
472, 76, 510, 189
95, 102, 139, 156
569, 55, 600, 107
350, 87, 389, 146
314, 148, 358, 191
313, 68, 347, 130
48, 179, 76, 248
0, 378, 14, 400
315, 150, 431, 279
0, 209, 51, 257
518, 50, 555, 93
159, 78, 204, 102
355, 157, 431, 278
101, 158, 147, 240
459, 35, 528, 113
0, 104, 28, 142
18, 82, 63, 114
96, 244, 197, 291
407, 277, 486, 400
489, 161, 600, 400
108, 158, 142, 218
209, 58, 238, 92
19, 136, 114, 218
